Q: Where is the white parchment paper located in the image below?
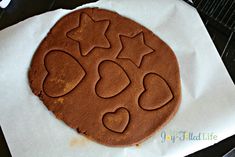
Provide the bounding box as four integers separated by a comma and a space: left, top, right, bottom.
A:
1, 0, 235, 156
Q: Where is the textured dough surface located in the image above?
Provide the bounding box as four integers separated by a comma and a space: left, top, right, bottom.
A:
28, 8, 181, 146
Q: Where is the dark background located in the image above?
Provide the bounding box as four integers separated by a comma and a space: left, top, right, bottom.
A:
0, 0, 234, 157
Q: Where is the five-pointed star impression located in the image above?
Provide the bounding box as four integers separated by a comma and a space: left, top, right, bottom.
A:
118, 32, 154, 67
67, 13, 110, 56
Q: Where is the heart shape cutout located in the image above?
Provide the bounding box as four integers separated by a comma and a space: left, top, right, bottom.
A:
43, 50, 86, 97
95, 60, 130, 98
138, 73, 173, 110
102, 107, 130, 133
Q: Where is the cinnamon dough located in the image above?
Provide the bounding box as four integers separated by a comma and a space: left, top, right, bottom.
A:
28, 8, 181, 146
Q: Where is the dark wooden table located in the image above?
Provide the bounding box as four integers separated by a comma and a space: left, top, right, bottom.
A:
0, 0, 234, 157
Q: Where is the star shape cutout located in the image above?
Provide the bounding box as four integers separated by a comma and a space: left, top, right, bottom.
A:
117, 32, 154, 67
66, 13, 110, 56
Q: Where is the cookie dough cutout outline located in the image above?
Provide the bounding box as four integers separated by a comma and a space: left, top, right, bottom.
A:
95, 60, 131, 99
66, 12, 111, 57
137, 72, 175, 111
117, 31, 155, 68
102, 107, 131, 134
42, 50, 87, 98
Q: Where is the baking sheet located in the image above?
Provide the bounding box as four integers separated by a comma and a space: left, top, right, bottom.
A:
1, 0, 235, 156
